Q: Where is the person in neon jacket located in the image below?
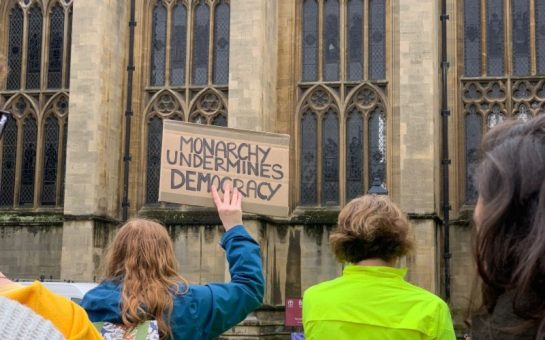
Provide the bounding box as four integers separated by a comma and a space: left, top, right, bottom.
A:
303, 194, 456, 339
81, 185, 264, 339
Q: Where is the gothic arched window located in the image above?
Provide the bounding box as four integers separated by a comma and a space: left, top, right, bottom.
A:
298, 0, 389, 207
461, 0, 545, 204
144, 0, 230, 205
1, 0, 72, 209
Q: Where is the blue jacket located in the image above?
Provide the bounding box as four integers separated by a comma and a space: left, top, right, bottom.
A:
81, 225, 264, 340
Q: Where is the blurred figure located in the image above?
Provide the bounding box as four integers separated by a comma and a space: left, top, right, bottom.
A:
81, 186, 264, 339
0, 273, 101, 339
471, 114, 545, 339
303, 195, 455, 339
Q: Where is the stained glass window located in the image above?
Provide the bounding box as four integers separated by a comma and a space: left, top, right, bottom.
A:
19, 117, 37, 206
7, 7, 23, 90
512, 0, 530, 76
322, 110, 339, 205
60, 123, 68, 205
369, 0, 385, 80
486, 0, 504, 76
537, 0, 545, 74
464, 0, 481, 77
302, 0, 318, 82
214, 0, 230, 85
192, 0, 210, 85
346, 110, 363, 200
48, 5, 64, 89
150, 2, 167, 86
301, 111, 317, 205
487, 104, 505, 128
347, 0, 363, 81
146, 117, 163, 203
26, 6, 43, 89
65, 9, 73, 88
41, 117, 59, 205
368, 108, 386, 189
0, 119, 17, 207
465, 106, 482, 204
323, 0, 340, 81
213, 114, 227, 127
171, 2, 187, 86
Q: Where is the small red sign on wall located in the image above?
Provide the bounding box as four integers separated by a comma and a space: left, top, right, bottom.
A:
285, 297, 303, 326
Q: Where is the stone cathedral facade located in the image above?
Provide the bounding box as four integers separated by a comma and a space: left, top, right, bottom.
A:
1, 0, 544, 337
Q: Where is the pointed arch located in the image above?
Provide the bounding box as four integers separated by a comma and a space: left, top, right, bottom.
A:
3, 93, 39, 119
188, 87, 227, 125
145, 89, 185, 119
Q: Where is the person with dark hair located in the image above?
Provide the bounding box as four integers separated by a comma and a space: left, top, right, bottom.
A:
471, 114, 545, 339
303, 194, 455, 339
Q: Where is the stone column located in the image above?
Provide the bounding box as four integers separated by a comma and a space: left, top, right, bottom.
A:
228, 0, 277, 132
60, 0, 129, 281
395, 0, 441, 293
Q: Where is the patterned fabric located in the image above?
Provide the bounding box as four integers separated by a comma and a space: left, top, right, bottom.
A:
96, 321, 159, 340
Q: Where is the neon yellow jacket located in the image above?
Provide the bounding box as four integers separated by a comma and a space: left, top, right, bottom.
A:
303, 265, 456, 340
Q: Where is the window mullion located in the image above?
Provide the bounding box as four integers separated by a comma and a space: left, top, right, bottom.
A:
165, 2, 174, 87
61, 5, 69, 89
530, 0, 537, 75
480, 0, 486, 77
318, 0, 324, 81
363, 0, 369, 81
21, 7, 30, 90
207, 0, 216, 86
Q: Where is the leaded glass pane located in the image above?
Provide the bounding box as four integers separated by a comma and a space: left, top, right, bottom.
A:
512, 0, 530, 76
368, 108, 386, 189
213, 1, 229, 85
487, 104, 505, 128
19, 117, 37, 205
486, 0, 504, 76
60, 122, 67, 205
192, 0, 210, 85
171, 2, 187, 86
48, 5, 64, 89
537, 0, 545, 74
213, 114, 227, 127
515, 104, 531, 122
465, 106, 482, 204
302, 0, 318, 82
150, 2, 167, 86
26, 6, 43, 89
369, 0, 385, 80
322, 110, 339, 205
301, 111, 317, 205
464, 0, 481, 77
146, 117, 162, 203
346, 109, 363, 200
323, 0, 340, 81
41, 117, 59, 205
347, 0, 363, 81
0, 119, 17, 207
65, 9, 72, 88
7, 7, 23, 90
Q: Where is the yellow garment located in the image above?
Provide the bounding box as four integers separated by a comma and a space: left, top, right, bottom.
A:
303, 265, 456, 340
0, 281, 102, 340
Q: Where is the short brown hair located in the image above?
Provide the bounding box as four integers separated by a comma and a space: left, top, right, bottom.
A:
330, 195, 413, 263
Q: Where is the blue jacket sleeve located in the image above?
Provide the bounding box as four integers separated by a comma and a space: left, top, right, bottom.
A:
204, 225, 264, 338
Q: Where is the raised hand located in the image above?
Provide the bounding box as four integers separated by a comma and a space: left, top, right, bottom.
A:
211, 184, 243, 231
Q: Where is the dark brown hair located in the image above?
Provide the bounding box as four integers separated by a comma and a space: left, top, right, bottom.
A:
330, 194, 413, 263
474, 114, 545, 336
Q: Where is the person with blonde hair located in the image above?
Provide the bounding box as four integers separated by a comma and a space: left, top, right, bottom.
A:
303, 194, 455, 339
81, 186, 264, 339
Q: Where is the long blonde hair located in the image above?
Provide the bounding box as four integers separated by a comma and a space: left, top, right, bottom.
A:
103, 219, 188, 338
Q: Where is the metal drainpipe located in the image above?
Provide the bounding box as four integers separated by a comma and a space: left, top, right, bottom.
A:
122, 0, 137, 221
440, 0, 451, 301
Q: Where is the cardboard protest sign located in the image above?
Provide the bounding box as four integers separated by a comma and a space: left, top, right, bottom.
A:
159, 120, 290, 216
